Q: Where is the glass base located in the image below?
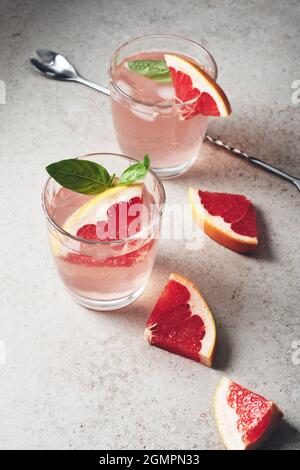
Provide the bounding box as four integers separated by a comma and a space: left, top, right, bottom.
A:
152, 154, 198, 179
66, 283, 147, 311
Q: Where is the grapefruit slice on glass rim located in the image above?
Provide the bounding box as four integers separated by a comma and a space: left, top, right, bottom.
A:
214, 377, 283, 450
145, 273, 216, 367
189, 188, 258, 253
164, 54, 232, 118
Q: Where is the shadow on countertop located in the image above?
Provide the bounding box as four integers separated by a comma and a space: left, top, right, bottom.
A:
262, 420, 300, 450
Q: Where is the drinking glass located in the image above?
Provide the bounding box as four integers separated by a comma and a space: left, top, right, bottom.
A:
109, 34, 218, 179
42, 152, 165, 311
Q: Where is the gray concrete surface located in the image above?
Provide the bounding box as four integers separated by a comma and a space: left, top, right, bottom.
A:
0, 0, 300, 450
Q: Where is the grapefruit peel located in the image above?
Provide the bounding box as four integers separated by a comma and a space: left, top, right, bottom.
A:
214, 376, 283, 450
145, 273, 216, 367
189, 188, 258, 253
164, 54, 232, 118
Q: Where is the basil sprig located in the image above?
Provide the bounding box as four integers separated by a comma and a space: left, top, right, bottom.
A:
46, 154, 151, 195
126, 60, 171, 83
119, 154, 150, 185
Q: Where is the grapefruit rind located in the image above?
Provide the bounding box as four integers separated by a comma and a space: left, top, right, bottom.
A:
164, 54, 232, 117
189, 187, 258, 254
214, 377, 283, 450
50, 184, 143, 257
145, 272, 216, 367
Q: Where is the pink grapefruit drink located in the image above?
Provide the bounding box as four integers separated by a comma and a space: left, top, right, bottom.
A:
109, 35, 230, 179
42, 153, 165, 311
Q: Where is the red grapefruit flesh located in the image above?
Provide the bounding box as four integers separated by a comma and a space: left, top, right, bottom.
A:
65, 195, 147, 268
65, 239, 154, 268
164, 54, 232, 119
214, 377, 283, 450
76, 196, 143, 242
145, 273, 216, 367
76, 224, 98, 241
189, 188, 258, 253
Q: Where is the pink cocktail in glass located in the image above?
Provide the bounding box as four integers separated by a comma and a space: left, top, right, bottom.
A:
109, 34, 218, 179
42, 153, 165, 310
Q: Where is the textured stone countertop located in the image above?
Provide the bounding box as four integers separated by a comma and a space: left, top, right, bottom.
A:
0, 0, 299, 450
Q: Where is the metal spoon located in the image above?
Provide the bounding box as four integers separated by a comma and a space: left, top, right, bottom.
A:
30, 48, 109, 95
205, 135, 300, 191
30, 48, 300, 191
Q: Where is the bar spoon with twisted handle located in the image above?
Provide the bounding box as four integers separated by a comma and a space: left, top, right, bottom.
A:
30, 48, 300, 191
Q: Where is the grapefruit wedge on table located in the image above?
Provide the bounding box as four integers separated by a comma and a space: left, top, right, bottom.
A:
164, 54, 232, 118
145, 273, 216, 367
189, 188, 258, 253
214, 377, 283, 450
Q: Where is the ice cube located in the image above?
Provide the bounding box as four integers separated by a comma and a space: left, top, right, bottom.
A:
156, 85, 175, 101
116, 80, 134, 97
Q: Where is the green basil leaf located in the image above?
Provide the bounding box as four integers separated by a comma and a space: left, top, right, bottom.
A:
118, 154, 151, 185
126, 60, 171, 83
154, 75, 173, 83
46, 159, 112, 195
109, 173, 116, 185
143, 154, 150, 170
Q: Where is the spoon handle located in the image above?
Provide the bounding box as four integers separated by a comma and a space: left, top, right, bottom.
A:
75, 76, 110, 96
205, 134, 300, 190
59, 75, 300, 192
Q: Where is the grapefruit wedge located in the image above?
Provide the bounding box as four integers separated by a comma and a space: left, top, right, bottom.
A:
214, 377, 283, 450
51, 184, 143, 255
50, 184, 148, 269
164, 54, 231, 118
145, 273, 216, 367
63, 184, 142, 240
189, 188, 258, 253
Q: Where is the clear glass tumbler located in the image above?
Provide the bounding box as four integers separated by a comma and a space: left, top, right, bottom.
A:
42, 153, 165, 311
109, 34, 218, 179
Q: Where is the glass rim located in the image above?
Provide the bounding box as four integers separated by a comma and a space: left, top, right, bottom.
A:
108, 33, 218, 109
42, 152, 166, 246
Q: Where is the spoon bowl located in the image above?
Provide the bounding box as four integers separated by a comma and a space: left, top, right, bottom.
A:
31, 49, 78, 80
30, 48, 110, 94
